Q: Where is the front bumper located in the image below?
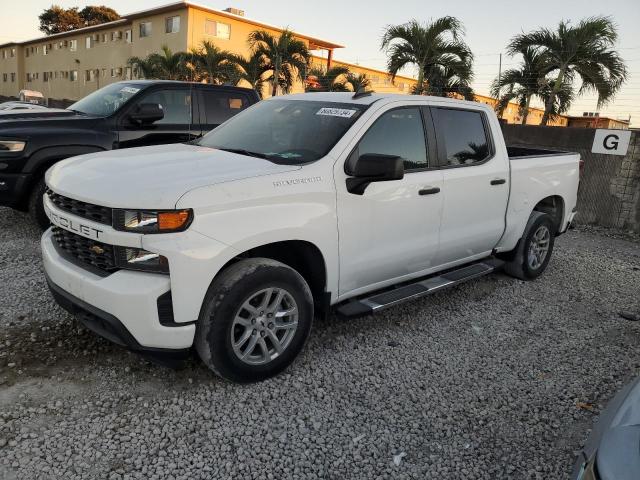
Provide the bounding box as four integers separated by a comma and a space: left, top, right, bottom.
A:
42, 228, 196, 351
0, 172, 32, 208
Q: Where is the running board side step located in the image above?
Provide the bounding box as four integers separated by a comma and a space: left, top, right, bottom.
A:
335, 258, 504, 318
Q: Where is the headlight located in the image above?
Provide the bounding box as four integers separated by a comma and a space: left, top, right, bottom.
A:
116, 247, 169, 273
0, 140, 26, 152
113, 209, 192, 233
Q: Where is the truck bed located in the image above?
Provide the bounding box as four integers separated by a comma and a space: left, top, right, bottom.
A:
507, 145, 577, 160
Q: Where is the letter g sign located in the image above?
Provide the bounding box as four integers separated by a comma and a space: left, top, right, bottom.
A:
592, 129, 631, 156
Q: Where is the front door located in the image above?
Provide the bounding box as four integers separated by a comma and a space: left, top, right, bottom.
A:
117, 87, 200, 149
336, 105, 444, 298
429, 107, 509, 266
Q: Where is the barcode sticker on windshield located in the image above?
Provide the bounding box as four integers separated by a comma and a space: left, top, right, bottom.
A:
120, 86, 140, 94
316, 107, 357, 118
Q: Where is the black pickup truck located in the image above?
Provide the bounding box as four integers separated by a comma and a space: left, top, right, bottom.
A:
0, 80, 260, 227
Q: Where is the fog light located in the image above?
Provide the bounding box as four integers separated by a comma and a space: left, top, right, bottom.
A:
116, 247, 169, 273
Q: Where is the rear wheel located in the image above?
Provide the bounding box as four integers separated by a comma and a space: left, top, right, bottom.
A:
504, 211, 556, 280
195, 258, 313, 383
28, 178, 49, 230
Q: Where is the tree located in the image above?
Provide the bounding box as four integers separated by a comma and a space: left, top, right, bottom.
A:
128, 46, 188, 80
39, 5, 120, 34
190, 41, 239, 84
305, 66, 350, 92
248, 29, 310, 97
381, 17, 474, 98
79, 6, 120, 26
39, 6, 82, 34
508, 16, 627, 125
491, 47, 552, 124
345, 73, 372, 93
234, 52, 270, 97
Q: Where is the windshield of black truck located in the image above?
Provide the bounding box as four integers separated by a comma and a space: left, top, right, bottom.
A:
197, 100, 367, 164
68, 83, 147, 116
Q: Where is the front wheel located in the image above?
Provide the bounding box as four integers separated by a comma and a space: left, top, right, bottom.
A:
503, 211, 556, 280
195, 258, 314, 383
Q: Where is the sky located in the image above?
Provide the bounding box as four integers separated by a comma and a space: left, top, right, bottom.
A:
3, 0, 640, 125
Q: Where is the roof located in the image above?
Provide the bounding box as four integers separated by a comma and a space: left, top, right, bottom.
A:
310, 55, 417, 82
0, 1, 344, 50
274, 92, 496, 110
566, 115, 630, 123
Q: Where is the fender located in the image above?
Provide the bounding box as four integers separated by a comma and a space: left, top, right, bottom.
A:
23, 145, 108, 175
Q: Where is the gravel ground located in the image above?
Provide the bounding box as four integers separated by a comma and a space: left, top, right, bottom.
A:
1, 207, 639, 480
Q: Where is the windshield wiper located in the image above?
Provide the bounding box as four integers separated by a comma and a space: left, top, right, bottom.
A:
216, 147, 270, 160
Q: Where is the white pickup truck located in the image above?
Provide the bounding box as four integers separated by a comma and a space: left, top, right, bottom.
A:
42, 92, 580, 382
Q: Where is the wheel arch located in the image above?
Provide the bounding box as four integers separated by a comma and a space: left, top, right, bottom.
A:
216, 240, 329, 313
532, 195, 565, 235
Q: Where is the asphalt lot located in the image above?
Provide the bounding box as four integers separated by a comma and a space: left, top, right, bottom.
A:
1, 207, 639, 480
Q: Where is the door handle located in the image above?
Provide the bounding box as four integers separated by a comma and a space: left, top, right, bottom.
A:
490, 178, 506, 185
419, 187, 440, 195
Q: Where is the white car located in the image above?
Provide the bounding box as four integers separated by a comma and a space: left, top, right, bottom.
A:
0, 101, 49, 113
42, 92, 580, 382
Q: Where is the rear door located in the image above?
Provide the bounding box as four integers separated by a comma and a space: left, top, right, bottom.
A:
198, 88, 253, 134
429, 106, 509, 266
116, 86, 200, 149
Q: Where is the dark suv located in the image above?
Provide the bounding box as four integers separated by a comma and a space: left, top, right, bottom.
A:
0, 80, 260, 227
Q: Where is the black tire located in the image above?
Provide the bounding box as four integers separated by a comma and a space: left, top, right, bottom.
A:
28, 178, 49, 230
503, 211, 556, 280
195, 258, 314, 383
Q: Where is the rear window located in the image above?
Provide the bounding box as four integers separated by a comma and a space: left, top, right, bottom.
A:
201, 90, 250, 125
432, 108, 491, 166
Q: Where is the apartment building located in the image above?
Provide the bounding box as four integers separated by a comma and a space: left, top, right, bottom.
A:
0, 1, 578, 127
0, 1, 416, 102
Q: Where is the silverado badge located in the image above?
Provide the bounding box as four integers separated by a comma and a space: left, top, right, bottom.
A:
90, 245, 105, 255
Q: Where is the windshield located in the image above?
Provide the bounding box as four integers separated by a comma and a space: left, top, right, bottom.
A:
68, 82, 147, 116
197, 99, 367, 164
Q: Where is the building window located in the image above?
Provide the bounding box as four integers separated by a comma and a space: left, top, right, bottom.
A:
26, 73, 31, 82
1, 50, 6, 59
165, 16, 180, 34
125, 29, 132, 43
10, 48, 15, 57
43, 44, 49, 55
205, 20, 231, 39
86, 37, 92, 49
125, 66, 132, 80
43, 72, 49, 82
85, 70, 95, 82
102, 33, 108, 43
69, 39, 77, 51
70, 70, 78, 82
139, 22, 152, 38
2, 74, 6, 82
11, 73, 15, 82
25, 49, 29, 58
111, 31, 122, 41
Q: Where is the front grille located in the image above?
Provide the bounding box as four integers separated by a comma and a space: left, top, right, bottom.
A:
51, 226, 118, 274
46, 189, 112, 226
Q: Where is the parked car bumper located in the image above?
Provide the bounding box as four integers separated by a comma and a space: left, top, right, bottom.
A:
41, 228, 196, 356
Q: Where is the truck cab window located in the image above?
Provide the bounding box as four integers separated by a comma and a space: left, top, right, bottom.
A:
201, 91, 248, 125
136, 89, 192, 125
357, 108, 428, 171
433, 109, 491, 166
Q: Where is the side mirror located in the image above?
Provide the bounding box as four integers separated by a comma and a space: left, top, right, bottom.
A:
129, 103, 164, 125
346, 153, 404, 195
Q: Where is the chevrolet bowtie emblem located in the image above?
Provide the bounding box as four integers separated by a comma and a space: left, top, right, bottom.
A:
90, 245, 105, 255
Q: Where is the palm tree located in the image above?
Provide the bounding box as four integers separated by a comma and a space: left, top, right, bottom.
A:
232, 51, 270, 97
305, 66, 350, 92
491, 47, 552, 124
128, 45, 188, 80
345, 73, 372, 92
381, 17, 474, 98
508, 16, 627, 125
190, 40, 239, 84
248, 29, 310, 97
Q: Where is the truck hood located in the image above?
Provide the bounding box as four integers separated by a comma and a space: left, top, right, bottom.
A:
46, 143, 301, 209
